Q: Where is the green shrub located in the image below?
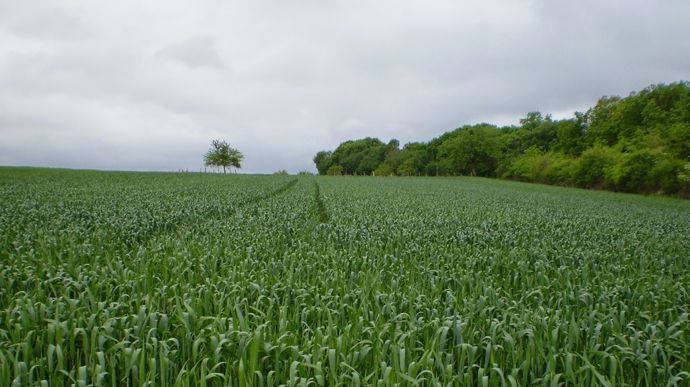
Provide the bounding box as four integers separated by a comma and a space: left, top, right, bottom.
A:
507, 148, 574, 185
572, 145, 619, 188
326, 165, 344, 176
541, 154, 576, 185
609, 150, 657, 192
679, 161, 690, 197
396, 160, 416, 176
649, 157, 684, 193
373, 164, 394, 176
679, 162, 690, 183
505, 147, 546, 181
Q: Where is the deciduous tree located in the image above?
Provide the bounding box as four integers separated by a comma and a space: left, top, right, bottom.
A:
204, 140, 243, 174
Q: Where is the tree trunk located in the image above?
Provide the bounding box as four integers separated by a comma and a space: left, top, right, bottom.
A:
223, 166, 226, 174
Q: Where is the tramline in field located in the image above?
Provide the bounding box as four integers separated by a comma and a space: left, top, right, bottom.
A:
1, 168, 689, 386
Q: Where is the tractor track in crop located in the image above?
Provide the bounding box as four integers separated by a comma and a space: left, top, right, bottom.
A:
128, 178, 299, 248
313, 181, 329, 224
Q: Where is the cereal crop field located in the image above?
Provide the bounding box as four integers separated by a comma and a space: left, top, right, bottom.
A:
1, 167, 689, 386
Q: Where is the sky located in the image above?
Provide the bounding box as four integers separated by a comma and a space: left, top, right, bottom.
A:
1, 1, 689, 173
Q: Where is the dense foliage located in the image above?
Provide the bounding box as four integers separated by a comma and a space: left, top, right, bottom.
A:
204, 140, 244, 174
2, 168, 689, 385
314, 82, 690, 196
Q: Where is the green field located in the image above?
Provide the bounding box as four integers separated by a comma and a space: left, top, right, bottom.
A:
1, 167, 689, 386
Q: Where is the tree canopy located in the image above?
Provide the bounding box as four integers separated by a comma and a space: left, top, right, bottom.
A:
313, 81, 690, 197
204, 140, 243, 174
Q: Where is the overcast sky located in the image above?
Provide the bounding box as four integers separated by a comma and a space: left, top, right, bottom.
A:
1, 1, 689, 173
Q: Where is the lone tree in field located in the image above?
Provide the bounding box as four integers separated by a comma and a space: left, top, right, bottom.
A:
204, 140, 244, 173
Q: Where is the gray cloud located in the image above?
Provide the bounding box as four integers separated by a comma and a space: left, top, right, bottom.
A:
1, 0, 689, 173
157, 37, 226, 69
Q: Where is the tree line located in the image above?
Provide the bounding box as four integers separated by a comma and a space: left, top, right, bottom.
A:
314, 81, 690, 197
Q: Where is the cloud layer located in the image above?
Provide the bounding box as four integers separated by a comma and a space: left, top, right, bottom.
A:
1, 0, 689, 173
